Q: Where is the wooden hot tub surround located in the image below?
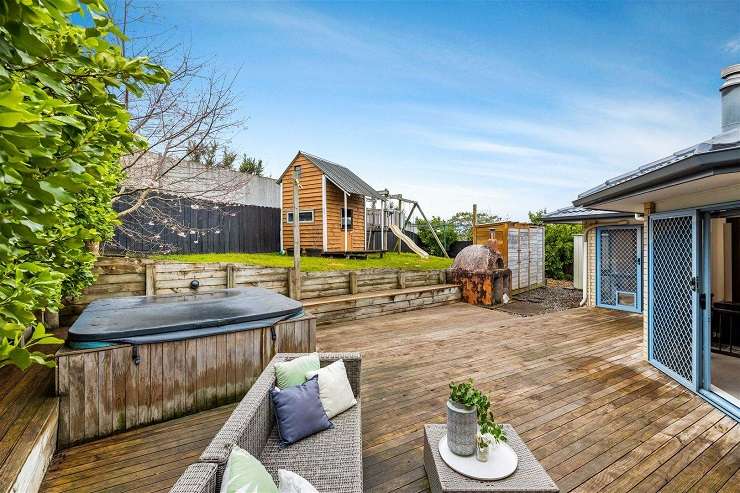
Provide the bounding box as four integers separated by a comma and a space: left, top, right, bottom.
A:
54, 314, 315, 448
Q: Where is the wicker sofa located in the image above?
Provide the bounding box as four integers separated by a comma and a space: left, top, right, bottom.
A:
170, 352, 362, 493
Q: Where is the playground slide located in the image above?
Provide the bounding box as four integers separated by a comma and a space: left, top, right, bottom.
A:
389, 224, 429, 258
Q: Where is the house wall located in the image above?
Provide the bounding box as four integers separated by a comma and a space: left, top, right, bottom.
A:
582, 215, 650, 358
281, 155, 325, 251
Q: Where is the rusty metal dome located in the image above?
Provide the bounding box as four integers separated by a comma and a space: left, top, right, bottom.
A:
451, 239, 505, 273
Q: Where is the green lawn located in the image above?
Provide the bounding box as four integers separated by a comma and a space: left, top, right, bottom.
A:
154, 252, 452, 271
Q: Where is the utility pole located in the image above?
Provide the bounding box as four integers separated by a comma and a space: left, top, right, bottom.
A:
292, 166, 301, 299
472, 204, 477, 245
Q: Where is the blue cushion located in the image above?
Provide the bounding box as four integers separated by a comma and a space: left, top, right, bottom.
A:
271, 375, 333, 446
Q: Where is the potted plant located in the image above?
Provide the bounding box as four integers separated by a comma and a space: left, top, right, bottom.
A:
476, 411, 506, 462
448, 379, 507, 459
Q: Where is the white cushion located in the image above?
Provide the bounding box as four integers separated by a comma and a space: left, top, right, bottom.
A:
278, 469, 319, 493
305, 359, 357, 418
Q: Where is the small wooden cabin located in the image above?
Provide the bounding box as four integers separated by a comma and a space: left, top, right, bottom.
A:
472, 221, 545, 293
278, 152, 382, 254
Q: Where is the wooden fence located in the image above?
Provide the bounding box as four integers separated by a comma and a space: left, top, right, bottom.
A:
110, 193, 280, 254
61, 257, 449, 325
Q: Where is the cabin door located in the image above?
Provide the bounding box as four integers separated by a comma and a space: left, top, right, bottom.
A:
648, 210, 701, 389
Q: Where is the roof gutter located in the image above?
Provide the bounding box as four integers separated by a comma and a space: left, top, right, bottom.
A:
573, 147, 740, 208
542, 212, 633, 224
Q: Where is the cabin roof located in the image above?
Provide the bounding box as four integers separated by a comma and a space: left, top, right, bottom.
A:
279, 151, 382, 199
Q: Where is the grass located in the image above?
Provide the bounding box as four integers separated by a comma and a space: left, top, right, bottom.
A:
153, 252, 453, 272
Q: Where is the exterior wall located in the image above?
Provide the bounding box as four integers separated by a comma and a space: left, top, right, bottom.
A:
583, 216, 649, 360
281, 155, 325, 251
325, 182, 366, 251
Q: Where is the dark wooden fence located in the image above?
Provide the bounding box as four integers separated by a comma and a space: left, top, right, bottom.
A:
109, 193, 280, 254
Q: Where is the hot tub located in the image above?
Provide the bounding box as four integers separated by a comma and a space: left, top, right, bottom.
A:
67, 287, 304, 348
56, 288, 315, 447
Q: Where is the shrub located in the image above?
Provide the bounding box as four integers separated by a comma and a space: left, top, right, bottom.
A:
0, 0, 168, 369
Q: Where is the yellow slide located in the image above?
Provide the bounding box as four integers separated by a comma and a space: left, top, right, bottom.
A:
389, 223, 429, 258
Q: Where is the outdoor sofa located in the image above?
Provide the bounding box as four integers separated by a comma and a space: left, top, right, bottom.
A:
170, 352, 362, 493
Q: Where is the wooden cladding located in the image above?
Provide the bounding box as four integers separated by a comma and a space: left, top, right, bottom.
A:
55, 316, 315, 448
61, 257, 450, 325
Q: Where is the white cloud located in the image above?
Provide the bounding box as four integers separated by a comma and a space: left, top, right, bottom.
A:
725, 36, 740, 53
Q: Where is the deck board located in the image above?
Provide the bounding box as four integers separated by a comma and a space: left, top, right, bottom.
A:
41, 304, 740, 492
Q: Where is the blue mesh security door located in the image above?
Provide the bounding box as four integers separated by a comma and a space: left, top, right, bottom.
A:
648, 211, 700, 389
596, 226, 641, 312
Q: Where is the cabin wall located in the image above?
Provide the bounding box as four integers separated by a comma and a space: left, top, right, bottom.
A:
326, 182, 365, 251
281, 155, 324, 251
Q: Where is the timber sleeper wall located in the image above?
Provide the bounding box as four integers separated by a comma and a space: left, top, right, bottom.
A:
54, 315, 315, 448
61, 257, 449, 325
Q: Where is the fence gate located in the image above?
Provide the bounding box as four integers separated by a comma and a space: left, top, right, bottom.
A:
596, 225, 641, 312
648, 211, 700, 389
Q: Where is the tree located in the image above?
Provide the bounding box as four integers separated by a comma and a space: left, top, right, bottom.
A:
239, 155, 265, 176
417, 217, 458, 257
449, 210, 501, 240
529, 209, 582, 280
110, 1, 250, 251
0, 0, 167, 369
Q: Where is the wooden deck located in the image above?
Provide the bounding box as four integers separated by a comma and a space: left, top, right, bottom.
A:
41, 304, 740, 492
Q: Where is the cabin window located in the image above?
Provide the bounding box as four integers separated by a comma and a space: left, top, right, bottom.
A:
341, 208, 353, 230
286, 210, 314, 223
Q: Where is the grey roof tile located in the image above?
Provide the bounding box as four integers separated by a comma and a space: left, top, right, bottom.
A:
543, 206, 633, 222
300, 152, 382, 199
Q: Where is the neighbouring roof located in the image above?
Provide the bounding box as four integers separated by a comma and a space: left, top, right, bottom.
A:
281, 151, 382, 199
542, 206, 634, 223
574, 128, 740, 207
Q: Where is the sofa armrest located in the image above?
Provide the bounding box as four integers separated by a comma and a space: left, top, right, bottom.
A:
200, 357, 276, 465
169, 463, 218, 493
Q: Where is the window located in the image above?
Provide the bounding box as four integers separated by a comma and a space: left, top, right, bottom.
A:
341, 208, 353, 230
286, 210, 314, 223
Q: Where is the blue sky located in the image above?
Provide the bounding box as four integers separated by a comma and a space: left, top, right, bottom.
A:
140, 1, 739, 220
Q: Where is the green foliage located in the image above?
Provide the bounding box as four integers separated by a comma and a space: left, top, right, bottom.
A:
529, 209, 582, 280
449, 379, 506, 444
449, 210, 501, 240
239, 154, 264, 176
417, 216, 458, 256
0, 0, 168, 369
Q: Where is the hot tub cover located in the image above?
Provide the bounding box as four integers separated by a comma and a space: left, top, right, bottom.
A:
68, 287, 304, 344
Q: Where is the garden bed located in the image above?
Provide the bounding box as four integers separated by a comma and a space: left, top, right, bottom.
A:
493, 281, 582, 317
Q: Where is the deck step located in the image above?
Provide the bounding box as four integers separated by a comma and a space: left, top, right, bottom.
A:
302, 284, 462, 325
0, 364, 59, 493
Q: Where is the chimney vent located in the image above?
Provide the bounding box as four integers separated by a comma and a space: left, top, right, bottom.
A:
721, 64, 740, 133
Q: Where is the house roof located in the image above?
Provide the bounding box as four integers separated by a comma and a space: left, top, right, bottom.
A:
574, 128, 740, 207
542, 206, 634, 223
279, 151, 382, 199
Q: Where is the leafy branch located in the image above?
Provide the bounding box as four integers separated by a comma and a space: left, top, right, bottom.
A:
449, 379, 507, 445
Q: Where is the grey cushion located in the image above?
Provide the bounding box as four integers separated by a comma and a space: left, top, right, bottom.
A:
271, 375, 332, 446
260, 402, 362, 493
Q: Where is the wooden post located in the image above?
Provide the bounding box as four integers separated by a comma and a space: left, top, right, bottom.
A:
226, 264, 236, 288
472, 204, 477, 245
380, 197, 386, 252
145, 263, 156, 296
349, 272, 358, 294
398, 271, 407, 289
417, 204, 449, 258
397, 194, 403, 254
292, 166, 301, 300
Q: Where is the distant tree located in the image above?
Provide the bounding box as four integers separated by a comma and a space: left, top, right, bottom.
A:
417, 216, 458, 257
449, 210, 502, 240
529, 209, 582, 280
239, 155, 265, 176
220, 149, 238, 169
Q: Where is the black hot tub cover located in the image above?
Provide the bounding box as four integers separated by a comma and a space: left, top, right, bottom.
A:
68, 287, 304, 345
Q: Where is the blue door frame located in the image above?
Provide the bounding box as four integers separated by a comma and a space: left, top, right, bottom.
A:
595, 225, 642, 313
647, 206, 740, 421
